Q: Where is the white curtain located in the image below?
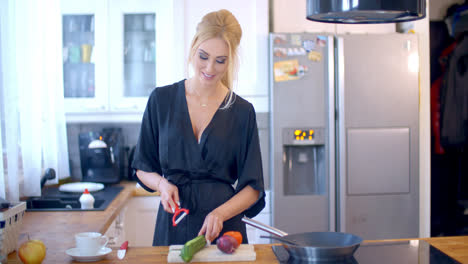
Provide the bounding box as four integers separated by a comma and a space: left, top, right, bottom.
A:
0, 0, 69, 201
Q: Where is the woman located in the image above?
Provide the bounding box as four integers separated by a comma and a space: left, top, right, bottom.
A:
132, 9, 265, 246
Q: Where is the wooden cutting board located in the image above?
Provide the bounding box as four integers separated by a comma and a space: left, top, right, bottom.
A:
167, 244, 256, 262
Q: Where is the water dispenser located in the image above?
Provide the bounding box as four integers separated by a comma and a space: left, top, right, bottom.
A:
282, 128, 326, 196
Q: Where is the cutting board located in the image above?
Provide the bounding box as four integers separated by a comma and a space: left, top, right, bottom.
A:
167, 244, 256, 262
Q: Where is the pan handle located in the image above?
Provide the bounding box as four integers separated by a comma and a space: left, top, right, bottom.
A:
260, 235, 300, 246
242, 216, 289, 237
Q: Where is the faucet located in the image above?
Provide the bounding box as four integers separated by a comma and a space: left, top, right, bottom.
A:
40, 168, 56, 190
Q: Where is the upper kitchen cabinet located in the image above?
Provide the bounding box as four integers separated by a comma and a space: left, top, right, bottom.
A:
61, 0, 183, 122
61, 0, 108, 115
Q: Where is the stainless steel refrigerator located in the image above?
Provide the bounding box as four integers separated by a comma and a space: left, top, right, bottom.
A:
269, 33, 419, 240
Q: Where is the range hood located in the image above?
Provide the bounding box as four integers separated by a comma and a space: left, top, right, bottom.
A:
306, 0, 426, 24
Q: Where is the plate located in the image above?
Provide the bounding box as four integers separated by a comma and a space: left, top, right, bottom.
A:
59, 182, 105, 193
66, 247, 111, 262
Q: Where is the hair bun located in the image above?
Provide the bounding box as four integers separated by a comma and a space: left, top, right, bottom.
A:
198, 9, 242, 48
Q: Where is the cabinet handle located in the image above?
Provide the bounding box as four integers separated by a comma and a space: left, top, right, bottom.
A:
84, 105, 106, 111
112, 104, 139, 110
108, 236, 116, 246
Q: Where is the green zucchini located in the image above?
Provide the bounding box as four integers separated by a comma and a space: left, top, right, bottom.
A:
180, 235, 206, 262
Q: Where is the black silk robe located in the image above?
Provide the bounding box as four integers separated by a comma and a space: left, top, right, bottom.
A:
131, 80, 265, 246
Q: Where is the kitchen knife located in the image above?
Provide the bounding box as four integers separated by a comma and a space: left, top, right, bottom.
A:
117, 241, 128, 260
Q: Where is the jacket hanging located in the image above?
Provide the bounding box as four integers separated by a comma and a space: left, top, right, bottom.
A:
440, 34, 468, 148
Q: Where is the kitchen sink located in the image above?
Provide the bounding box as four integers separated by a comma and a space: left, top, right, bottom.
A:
27, 198, 106, 210
25, 185, 123, 211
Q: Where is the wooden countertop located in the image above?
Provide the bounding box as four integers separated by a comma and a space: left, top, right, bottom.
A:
7, 182, 135, 263
7, 183, 468, 263
133, 184, 160, 197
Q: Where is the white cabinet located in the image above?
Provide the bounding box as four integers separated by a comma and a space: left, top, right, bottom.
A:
124, 196, 160, 247
105, 196, 159, 247
61, 0, 109, 113
61, 0, 183, 122
246, 190, 271, 244
61, 0, 270, 120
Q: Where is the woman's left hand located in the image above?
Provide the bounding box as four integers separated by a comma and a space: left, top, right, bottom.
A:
198, 210, 225, 242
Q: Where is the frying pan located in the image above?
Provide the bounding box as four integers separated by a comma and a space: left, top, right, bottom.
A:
242, 217, 363, 261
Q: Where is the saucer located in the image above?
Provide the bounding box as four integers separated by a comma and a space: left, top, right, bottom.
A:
66, 247, 111, 262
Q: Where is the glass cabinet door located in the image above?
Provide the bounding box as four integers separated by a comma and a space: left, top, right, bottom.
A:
62, 15, 95, 98
109, 0, 179, 112
61, 0, 180, 118
61, 0, 108, 114
123, 14, 156, 97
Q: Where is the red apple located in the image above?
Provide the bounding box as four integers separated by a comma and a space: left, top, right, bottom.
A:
18, 239, 46, 264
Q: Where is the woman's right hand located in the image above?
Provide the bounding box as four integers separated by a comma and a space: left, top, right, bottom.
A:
158, 177, 180, 214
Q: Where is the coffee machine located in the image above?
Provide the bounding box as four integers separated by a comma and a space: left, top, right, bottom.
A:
79, 128, 124, 184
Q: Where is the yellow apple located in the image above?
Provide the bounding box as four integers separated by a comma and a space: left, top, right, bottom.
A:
18, 239, 46, 264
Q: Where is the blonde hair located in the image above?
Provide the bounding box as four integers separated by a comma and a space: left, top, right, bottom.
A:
188, 9, 242, 108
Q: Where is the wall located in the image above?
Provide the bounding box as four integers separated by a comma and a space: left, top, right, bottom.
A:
66, 123, 141, 181
272, 0, 396, 34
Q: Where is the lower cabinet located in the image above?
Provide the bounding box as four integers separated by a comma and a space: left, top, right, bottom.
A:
123, 196, 160, 247
104, 207, 127, 247
104, 196, 160, 247
246, 190, 272, 244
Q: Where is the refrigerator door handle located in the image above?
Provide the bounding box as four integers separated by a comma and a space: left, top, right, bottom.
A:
327, 35, 336, 232
336, 36, 347, 233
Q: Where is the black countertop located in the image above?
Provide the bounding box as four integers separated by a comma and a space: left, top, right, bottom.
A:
273, 240, 461, 263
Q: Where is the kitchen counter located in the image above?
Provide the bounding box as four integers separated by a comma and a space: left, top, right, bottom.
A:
7, 182, 135, 263
7, 182, 468, 263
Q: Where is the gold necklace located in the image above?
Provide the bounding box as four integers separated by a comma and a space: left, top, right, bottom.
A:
196, 90, 209, 107
188, 81, 215, 107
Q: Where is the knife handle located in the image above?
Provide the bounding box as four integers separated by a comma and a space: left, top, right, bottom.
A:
120, 241, 128, 250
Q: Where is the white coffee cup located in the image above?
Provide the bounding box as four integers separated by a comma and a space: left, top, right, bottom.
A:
75, 232, 109, 256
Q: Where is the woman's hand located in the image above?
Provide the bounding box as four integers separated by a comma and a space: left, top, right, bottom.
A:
198, 210, 225, 242
158, 178, 179, 214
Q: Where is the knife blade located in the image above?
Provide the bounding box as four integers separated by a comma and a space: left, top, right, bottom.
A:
117, 241, 128, 260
